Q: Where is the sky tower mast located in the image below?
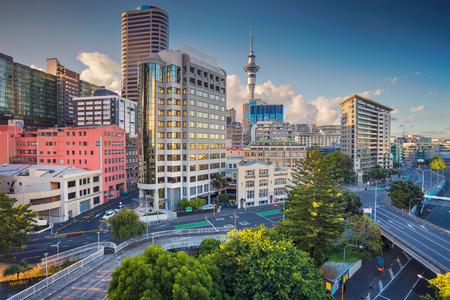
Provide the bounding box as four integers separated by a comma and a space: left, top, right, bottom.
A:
244, 19, 260, 100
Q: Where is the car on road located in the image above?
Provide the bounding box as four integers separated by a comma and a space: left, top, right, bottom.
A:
102, 210, 115, 220
114, 203, 126, 213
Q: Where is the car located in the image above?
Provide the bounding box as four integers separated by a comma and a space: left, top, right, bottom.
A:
201, 204, 214, 210
102, 210, 115, 220
114, 203, 126, 213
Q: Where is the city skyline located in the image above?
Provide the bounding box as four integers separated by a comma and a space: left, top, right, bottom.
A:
1, 0, 449, 138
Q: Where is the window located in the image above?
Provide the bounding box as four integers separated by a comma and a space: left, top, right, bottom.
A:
245, 170, 255, 176
93, 186, 100, 192
259, 189, 268, 198
274, 187, 285, 196
93, 196, 100, 205
275, 178, 286, 185
245, 181, 254, 188
259, 169, 269, 176
259, 179, 268, 187
93, 176, 99, 182
247, 191, 254, 199
68, 192, 76, 199
68, 181, 76, 188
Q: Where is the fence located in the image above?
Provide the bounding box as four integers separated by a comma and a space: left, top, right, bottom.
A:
36, 243, 101, 268
7, 248, 104, 300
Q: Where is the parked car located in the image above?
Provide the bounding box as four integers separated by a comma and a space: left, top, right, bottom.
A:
114, 203, 126, 213
102, 210, 115, 220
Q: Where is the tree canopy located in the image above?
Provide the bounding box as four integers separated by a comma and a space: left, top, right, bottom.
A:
213, 226, 331, 299
364, 165, 400, 183
177, 198, 189, 210
0, 190, 36, 260
199, 238, 221, 256
3, 259, 32, 280
108, 209, 146, 241
278, 149, 347, 264
389, 180, 424, 207
421, 272, 450, 300
346, 215, 383, 260
325, 151, 354, 183
108, 245, 224, 300
338, 190, 363, 216
430, 157, 447, 172
210, 174, 228, 193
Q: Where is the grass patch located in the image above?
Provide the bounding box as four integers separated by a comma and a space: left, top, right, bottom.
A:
328, 247, 365, 264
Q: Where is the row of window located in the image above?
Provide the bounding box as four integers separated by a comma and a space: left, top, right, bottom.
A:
245, 169, 269, 176
105, 173, 125, 183
246, 188, 285, 199
245, 178, 287, 187
189, 88, 226, 102
105, 165, 125, 173
155, 162, 225, 173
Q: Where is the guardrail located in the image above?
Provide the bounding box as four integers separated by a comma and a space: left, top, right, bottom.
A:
37, 243, 100, 268
8, 248, 104, 300
162, 241, 203, 251
379, 225, 448, 274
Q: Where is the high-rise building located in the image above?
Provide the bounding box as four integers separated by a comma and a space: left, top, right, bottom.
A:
251, 121, 295, 142
250, 103, 284, 127
47, 58, 103, 127
244, 22, 259, 100
137, 46, 226, 211
121, 5, 169, 102
0, 53, 57, 130
294, 125, 341, 148
340, 94, 392, 171
73, 89, 137, 136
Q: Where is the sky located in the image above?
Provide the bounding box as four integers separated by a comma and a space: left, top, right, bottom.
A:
1, 0, 449, 138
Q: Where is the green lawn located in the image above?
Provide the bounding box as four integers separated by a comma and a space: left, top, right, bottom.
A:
328, 248, 365, 264
257, 210, 282, 216
174, 221, 210, 230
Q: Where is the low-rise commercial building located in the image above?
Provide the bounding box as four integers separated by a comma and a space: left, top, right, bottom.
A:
242, 140, 307, 168
236, 160, 290, 209
0, 164, 102, 223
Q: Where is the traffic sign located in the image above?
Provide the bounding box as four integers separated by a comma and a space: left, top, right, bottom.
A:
363, 208, 373, 214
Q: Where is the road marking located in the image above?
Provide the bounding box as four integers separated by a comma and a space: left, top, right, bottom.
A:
378, 281, 383, 291
404, 252, 411, 260
404, 271, 425, 300
396, 258, 403, 269
377, 295, 390, 300
215, 218, 225, 221
389, 268, 394, 280
80, 272, 111, 297
373, 259, 412, 300
229, 215, 239, 219
205, 218, 218, 232
253, 212, 275, 223
223, 224, 234, 228
239, 221, 250, 226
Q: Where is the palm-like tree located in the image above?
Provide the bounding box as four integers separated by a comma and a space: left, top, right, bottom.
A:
210, 174, 229, 195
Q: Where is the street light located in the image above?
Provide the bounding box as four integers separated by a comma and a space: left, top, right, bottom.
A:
417, 274, 441, 290
343, 244, 363, 264
97, 231, 100, 251
56, 241, 61, 260
350, 174, 357, 191
409, 198, 423, 215
418, 169, 426, 192
374, 179, 380, 222
44, 253, 49, 288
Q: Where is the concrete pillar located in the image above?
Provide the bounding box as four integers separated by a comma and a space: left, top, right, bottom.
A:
154, 191, 159, 211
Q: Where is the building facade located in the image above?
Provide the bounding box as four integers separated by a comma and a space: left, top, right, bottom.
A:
0, 53, 57, 130
137, 46, 226, 210
236, 160, 290, 209
242, 140, 307, 168
73, 89, 137, 136
121, 5, 169, 102
3, 124, 126, 202
0, 164, 102, 223
47, 58, 103, 127
251, 121, 295, 142
227, 121, 244, 148
340, 94, 392, 171
126, 136, 139, 192
294, 125, 341, 148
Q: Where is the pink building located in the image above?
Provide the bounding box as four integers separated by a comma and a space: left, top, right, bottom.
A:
0, 125, 24, 164
1, 125, 126, 203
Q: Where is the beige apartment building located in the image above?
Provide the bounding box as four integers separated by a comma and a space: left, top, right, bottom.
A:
340, 94, 392, 172
242, 140, 307, 168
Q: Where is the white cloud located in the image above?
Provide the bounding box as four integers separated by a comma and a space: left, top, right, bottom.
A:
410, 105, 425, 112
386, 77, 398, 84
76, 52, 121, 94
30, 64, 45, 72
392, 108, 400, 115
429, 91, 439, 96
226, 75, 383, 126
414, 72, 421, 75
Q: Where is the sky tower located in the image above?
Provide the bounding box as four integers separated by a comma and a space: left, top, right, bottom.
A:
244, 20, 260, 100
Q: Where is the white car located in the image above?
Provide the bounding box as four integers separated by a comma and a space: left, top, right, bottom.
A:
102, 210, 115, 220
114, 203, 126, 213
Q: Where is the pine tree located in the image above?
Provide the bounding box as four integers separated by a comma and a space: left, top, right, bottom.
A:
278, 149, 347, 264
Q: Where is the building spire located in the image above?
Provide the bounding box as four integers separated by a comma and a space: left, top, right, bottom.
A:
244, 17, 260, 100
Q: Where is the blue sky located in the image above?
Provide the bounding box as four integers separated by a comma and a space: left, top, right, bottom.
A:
1, 0, 449, 138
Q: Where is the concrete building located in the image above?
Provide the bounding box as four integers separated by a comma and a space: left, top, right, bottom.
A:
236, 160, 290, 209
227, 121, 244, 148
340, 94, 392, 172
126, 136, 138, 192
0, 53, 57, 130
227, 108, 236, 124
251, 121, 295, 142
121, 5, 169, 102
47, 58, 103, 127
294, 125, 341, 148
137, 46, 226, 210
1, 124, 126, 203
73, 89, 138, 136
0, 164, 102, 223
242, 140, 307, 168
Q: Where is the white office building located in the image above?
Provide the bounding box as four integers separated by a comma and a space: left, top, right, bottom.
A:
137, 46, 227, 210
73, 89, 137, 136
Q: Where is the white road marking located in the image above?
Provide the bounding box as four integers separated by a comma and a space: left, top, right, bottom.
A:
404, 271, 425, 300
239, 221, 250, 226
373, 259, 412, 300
215, 218, 225, 221
397, 258, 403, 269
378, 295, 391, 300
80, 272, 111, 296
389, 268, 394, 280
252, 212, 275, 223
378, 281, 383, 291
205, 218, 218, 232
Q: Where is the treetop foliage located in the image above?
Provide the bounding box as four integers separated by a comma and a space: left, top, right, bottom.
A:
108, 209, 146, 241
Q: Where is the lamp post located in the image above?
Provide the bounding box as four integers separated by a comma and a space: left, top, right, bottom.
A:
44, 253, 49, 288
374, 180, 379, 222
417, 274, 440, 290
145, 195, 149, 236
350, 174, 357, 191
56, 241, 61, 260
418, 169, 425, 192
97, 232, 100, 251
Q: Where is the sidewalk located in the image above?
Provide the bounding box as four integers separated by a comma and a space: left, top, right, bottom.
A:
334, 245, 403, 300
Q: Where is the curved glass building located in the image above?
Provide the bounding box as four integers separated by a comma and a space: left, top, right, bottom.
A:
121, 5, 169, 102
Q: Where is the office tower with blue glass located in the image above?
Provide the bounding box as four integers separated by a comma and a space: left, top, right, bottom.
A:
249, 102, 284, 128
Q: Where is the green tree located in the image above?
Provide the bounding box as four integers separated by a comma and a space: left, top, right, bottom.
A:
0, 189, 36, 260
338, 190, 363, 215
210, 174, 228, 195
177, 198, 189, 210
393, 162, 402, 169
325, 151, 354, 183
217, 193, 229, 204
278, 149, 347, 264
347, 215, 383, 260
199, 238, 221, 256
214, 226, 330, 299
108, 245, 225, 299
421, 272, 450, 300
389, 180, 424, 207
189, 197, 206, 209
108, 209, 146, 241
3, 259, 32, 280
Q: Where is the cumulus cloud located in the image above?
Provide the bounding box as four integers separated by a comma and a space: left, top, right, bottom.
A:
30, 64, 45, 72
429, 91, 439, 96
226, 75, 383, 126
392, 108, 400, 115
410, 105, 425, 112
77, 52, 121, 94
386, 77, 398, 84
